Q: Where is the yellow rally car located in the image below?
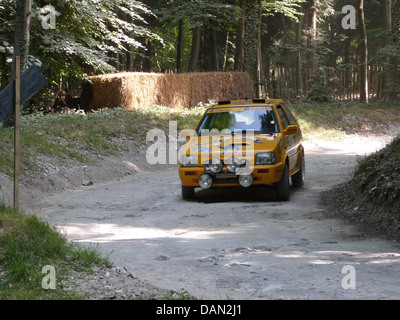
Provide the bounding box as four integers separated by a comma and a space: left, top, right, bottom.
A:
178, 99, 304, 201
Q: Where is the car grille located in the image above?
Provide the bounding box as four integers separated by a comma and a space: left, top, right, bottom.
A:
213, 178, 239, 185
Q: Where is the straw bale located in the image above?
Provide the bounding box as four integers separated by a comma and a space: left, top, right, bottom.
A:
80, 72, 255, 111
189, 72, 254, 106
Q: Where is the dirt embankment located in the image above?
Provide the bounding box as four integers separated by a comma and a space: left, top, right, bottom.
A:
322, 135, 400, 242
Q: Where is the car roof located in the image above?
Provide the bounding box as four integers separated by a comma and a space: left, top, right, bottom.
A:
210, 98, 285, 109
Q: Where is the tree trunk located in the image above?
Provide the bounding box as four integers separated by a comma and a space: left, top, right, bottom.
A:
306, 0, 317, 74
188, 26, 201, 72
344, 35, 350, 89
176, 19, 184, 73
210, 21, 219, 71
383, 0, 392, 45
383, 0, 392, 98
357, 0, 369, 102
125, 12, 134, 72
13, 0, 32, 75
143, 36, 152, 73
234, 0, 246, 71
264, 55, 270, 97
243, 0, 261, 91
301, 3, 310, 91
222, 31, 229, 71
255, 0, 262, 97
295, 10, 304, 96
126, 44, 134, 71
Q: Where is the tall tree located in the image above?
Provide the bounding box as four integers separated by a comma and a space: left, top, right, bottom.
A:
176, 19, 184, 73
234, 0, 246, 72
188, 26, 201, 71
210, 20, 219, 71
305, 0, 317, 75
383, 0, 392, 98
243, 0, 260, 88
357, 0, 369, 102
383, 0, 392, 46
13, 0, 32, 74
255, 0, 262, 97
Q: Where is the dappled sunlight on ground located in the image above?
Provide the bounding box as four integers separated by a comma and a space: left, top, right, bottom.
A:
58, 223, 235, 242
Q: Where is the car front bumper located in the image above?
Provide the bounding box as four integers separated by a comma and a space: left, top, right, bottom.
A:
179, 162, 285, 188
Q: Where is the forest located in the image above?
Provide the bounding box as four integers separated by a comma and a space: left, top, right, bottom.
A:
0, 0, 399, 108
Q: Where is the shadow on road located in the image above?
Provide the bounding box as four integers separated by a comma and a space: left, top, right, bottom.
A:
188, 184, 299, 204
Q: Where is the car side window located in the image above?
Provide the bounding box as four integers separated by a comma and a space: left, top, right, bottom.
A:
277, 105, 290, 130
281, 104, 296, 125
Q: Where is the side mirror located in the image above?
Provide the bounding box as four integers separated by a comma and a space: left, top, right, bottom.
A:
179, 129, 196, 142
283, 125, 298, 135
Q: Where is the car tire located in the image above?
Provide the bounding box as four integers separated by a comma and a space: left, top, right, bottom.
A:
275, 162, 290, 201
182, 185, 195, 199
291, 151, 305, 188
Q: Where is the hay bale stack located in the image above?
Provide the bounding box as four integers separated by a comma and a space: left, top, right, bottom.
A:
80, 72, 163, 111
189, 72, 254, 106
158, 73, 192, 108
80, 71, 254, 111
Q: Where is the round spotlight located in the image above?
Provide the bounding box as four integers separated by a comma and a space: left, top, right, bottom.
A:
236, 159, 251, 175
226, 158, 239, 173
238, 174, 253, 188
198, 174, 213, 189
208, 158, 223, 173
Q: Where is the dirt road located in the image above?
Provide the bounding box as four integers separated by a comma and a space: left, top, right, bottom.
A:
40, 135, 400, 299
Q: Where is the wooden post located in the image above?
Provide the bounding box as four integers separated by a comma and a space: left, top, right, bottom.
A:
14, 56, 20, 210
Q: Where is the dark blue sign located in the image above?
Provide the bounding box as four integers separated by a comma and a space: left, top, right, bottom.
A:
0, 64, 48, 122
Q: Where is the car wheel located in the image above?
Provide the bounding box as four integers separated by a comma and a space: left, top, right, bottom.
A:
182, 185, 195, 199
275, 162, 290, 201
291, 151, 305, 188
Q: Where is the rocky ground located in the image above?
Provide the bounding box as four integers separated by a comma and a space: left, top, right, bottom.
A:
60, 265, 189, 300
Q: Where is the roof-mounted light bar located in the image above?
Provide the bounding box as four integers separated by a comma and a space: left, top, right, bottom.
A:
217, 98, 268, 105
252, 99, 266, 103
217, 100, 231, 105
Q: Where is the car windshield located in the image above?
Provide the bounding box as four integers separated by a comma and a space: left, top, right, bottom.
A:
196, 107, 279, 135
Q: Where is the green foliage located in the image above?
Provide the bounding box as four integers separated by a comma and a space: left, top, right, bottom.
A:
244, 0, 260, 74
0, 0, 159, 90
2, 0, 400, 105
0, 204, 110, 299
263, 0, 305, 22
352, 135, 400, 213
372, 42, 400, 98
156, 0, 238, 28
290, 100, 400, 140
307, 68, 334, 102
152, 0, 239, 72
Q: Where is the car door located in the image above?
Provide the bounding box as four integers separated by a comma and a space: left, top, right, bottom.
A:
282, 103, 302, 162
277, 105, 298, 172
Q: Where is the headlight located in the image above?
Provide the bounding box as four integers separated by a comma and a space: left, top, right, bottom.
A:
206, 158, 223, 173
180, 155, 198, 167
255, 152, 275, 165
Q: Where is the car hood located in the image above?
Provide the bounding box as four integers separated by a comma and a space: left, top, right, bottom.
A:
181, 134, 281, 160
